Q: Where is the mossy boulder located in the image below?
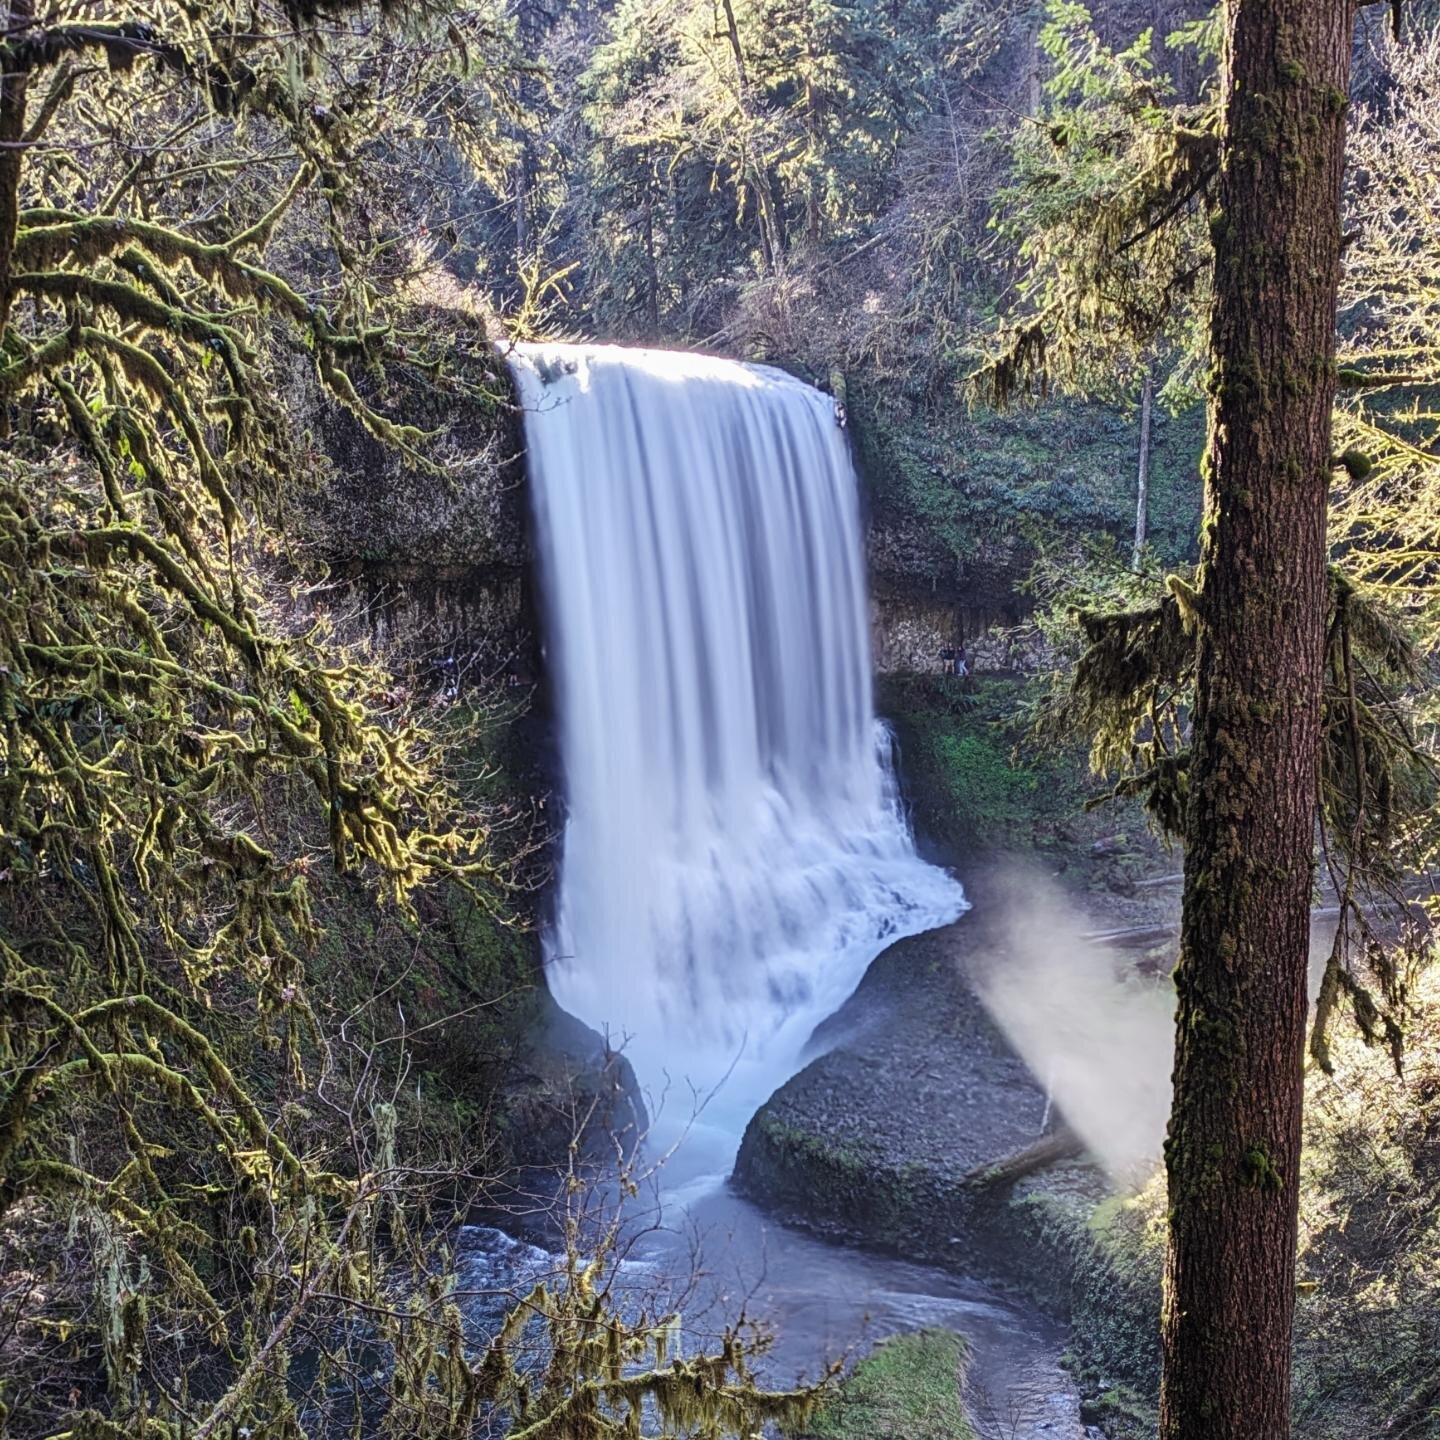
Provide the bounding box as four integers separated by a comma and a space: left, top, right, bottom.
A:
732, 917, 1050, 1266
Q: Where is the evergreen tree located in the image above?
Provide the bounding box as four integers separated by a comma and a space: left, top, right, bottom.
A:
750, 0, 937, 242
568, 0, 945, 336
977, 1, 1423, 1431
1160, 5, 1354, 1433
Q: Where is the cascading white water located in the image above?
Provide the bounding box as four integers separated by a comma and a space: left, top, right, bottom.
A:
511, 343, 966, 1151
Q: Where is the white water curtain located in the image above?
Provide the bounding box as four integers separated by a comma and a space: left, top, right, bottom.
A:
511, 343, 966, 1112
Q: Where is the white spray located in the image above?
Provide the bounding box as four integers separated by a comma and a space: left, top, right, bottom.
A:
971, 876, 1174, 1183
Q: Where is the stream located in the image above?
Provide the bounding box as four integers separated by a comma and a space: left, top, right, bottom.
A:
456, 1067, 1088, 1439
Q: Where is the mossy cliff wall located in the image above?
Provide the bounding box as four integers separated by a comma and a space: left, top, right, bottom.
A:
287, 321, 645, 1177
291, 326, 1206, 688
295, 313, 535, 676
854, 386, 1204, 675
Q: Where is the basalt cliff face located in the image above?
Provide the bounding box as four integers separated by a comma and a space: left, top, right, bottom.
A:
853, 389, 1205, 677
865, 513, 1030, 678
294, 317, 535, 678
294, 325, 1190, 688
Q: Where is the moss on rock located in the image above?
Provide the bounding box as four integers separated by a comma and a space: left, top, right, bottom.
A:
855, 384, 1203, 616
801, 1330, 976, 1440
997, 1176, 1163, 1439
732, 919, 1052, 1266
878, 674, 1165, 883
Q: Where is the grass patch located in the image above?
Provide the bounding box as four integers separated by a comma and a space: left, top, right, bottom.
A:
803, 1330, 976, 1440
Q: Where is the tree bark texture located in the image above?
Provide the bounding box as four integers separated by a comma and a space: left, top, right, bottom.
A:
1161, 3, 1354, 1437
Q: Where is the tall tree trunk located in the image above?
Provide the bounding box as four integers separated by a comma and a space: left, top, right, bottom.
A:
1132, 369, 1154, 567
1161, 4, 1354, 1437
643, 188, 660, 334
719, 0, 784, 272
511, 0, 544, 264
513, 154, 531, 259
719, 0, 750, 92
0, 0, 33, 440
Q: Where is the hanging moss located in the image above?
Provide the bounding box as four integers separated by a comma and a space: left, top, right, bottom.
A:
0, 4, 540, 1435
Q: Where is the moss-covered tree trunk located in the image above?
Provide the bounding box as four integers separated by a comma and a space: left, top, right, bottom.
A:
1161, 3, 1353, 1436
0, 0, 32, 342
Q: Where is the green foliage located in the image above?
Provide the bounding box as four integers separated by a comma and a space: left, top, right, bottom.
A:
0, 3, 535, 1433
936, 0, 1043, 80
452, 1169, 824, 1440
979, 7, 1440, 1079
975, 0, 1217, 407
935, 729, 1040, 831
1294, 969, 1440, 1438
749, 0, 938, 239
856, 381, 1204, 576
803, 1330, 975, 1440
533, 0, 946, 337
0, 9, 831, 1434
1303, 22, 1440, 1079
1027, 553, 1434, 1069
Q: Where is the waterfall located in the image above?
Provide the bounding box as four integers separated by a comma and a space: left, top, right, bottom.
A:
511, 343, 966, 1146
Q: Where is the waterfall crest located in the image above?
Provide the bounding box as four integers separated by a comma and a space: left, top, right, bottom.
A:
511, 343, 966, 1119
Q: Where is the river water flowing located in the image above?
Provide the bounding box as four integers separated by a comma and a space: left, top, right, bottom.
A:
455, 1187, 1084, 1437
